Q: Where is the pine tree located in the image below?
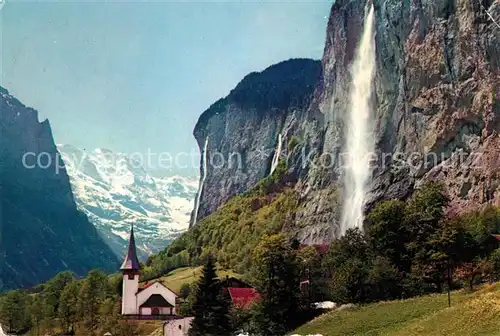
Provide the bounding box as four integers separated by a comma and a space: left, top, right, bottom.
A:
58, 280, 80, 334
250, 234, 301, 336
189, 255, 233, 336
30, 295, 45, 336
0, 290, 31, 334
43, 271, 75, 319
78, 270, 108, 335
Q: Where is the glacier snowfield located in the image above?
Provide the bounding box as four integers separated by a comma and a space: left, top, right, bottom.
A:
57, 144, 198, 259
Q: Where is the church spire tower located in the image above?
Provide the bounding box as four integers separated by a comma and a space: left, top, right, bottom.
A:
121, 225, 140, 315
121, 224, 140, 272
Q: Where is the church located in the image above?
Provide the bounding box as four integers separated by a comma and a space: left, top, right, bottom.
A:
121, 226, 179, 318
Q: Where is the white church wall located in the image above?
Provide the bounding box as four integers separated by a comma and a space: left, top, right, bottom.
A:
122, 273, 139, 315
160, 307, 174, 315
139, 307, 173, 316
141, 307, 152, 315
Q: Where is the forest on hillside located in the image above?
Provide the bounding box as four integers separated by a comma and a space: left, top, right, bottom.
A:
5, 177, 500, 335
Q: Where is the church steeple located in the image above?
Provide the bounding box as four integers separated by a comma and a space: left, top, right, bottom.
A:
120, 225, 140, 272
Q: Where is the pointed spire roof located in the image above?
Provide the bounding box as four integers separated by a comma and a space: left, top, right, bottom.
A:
120, 225, 141, 272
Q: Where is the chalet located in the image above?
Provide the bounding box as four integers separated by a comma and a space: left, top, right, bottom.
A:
219, 276, 260, 308
227, 287, 261, 309
121, 226, 179, 319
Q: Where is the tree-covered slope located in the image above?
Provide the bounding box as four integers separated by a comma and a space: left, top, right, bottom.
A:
145, 160, 303, 278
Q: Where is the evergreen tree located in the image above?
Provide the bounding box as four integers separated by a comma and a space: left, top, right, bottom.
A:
189, 255, 233, 336
250, 234, 300, 336
404, 182, 449, 262
58, 280, 80, 334
78, 270, 109, 335
30, 295, 45, 336
98, 299, 140, 336
490, 248, 500, 280
297, 245, 325, 303
0, 290, 31, 334
367, 200, 409, 272
43, 271, 75, 319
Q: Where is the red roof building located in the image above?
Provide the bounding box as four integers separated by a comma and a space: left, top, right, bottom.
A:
138, 281, 154, 292
227, 287, 261, 309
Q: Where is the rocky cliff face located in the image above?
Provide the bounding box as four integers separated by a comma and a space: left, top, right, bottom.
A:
191, 59, 321, 225
294, 0, 500, 243
0, 87, 118, 291
192, 0, 500, 243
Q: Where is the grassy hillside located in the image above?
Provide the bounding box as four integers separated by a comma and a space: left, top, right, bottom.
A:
146, 160, 300, 278
291, 283, 500, 336
152, 266, 240, 293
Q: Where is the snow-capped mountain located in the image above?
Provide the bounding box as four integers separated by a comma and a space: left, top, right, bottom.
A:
57, 144, 198, 259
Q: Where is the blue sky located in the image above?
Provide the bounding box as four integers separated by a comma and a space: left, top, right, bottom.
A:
0, 0, 331, 175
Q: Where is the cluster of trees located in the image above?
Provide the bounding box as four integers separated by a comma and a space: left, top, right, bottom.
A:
186, 182, 500, 335
147, 158, 298, 278
320, 182, 500, 305
3, 181, 500, 336
0, 270, 138, 336
142, 248, 189, 283
186, 235, 318, 336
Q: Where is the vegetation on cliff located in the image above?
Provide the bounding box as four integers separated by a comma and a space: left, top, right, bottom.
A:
144, 159, 298, 279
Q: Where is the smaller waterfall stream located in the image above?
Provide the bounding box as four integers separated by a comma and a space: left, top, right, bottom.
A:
269, 133, 283, 176
192, 137, 209, 226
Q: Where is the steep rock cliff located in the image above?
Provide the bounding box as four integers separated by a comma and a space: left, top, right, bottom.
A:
0, 87, 119, 291
295, 0, 500, 242
191, 0, 500, 243
191, 59, 321, 225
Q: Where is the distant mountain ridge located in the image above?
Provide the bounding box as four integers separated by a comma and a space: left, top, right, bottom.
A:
0, 87, 118, 291
57, 144, 198, 259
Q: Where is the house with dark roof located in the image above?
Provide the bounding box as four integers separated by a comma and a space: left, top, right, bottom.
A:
220, 276, 253, 289
121, 226, 179, 319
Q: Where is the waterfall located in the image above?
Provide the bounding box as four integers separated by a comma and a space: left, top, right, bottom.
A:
269, 133, 283, 176
192, 137, 209, 226
340, 3, 376, 234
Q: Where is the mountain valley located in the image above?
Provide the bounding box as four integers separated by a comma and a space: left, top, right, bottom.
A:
58, 144, 198, 259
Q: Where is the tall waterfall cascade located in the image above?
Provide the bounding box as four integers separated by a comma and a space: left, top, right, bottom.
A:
192, 137, 209, 226
269, 133, 283, 176
340, 3, 377, 234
